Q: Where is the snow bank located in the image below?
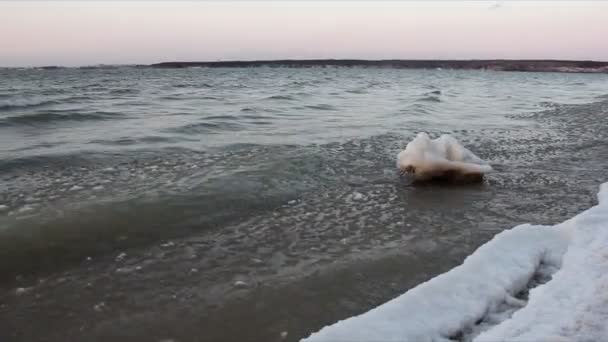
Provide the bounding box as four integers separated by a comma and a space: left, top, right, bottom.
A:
397, 133, 492, 182
303, 183, 608, 342
477, 183, 608, 341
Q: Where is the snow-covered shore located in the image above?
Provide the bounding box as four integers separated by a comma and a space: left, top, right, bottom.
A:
303, 182, 608, 342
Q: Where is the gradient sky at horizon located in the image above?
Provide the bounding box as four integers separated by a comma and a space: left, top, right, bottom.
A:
1, 1, 607, 67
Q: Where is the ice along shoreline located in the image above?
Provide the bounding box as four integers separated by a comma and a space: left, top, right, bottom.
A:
303, 182, 608, 342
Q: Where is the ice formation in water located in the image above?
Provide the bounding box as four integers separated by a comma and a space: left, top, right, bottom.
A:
397, 132, 493, 182
302, 182, 608, 342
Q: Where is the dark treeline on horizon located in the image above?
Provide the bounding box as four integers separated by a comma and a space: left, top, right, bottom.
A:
149, 59, 608, 73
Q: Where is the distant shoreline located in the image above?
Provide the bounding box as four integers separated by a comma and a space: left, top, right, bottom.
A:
149, 59, 608, 73
4, 59, 608, 73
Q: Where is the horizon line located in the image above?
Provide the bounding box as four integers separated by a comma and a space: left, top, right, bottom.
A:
4, 58, 608, 68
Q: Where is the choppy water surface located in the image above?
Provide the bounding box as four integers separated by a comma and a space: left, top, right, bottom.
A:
1, 67, 607, 342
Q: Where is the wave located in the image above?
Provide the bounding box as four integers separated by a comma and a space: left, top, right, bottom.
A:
79, 83, 105, 90
0, 176, 294, 281
0, 98, 60, 111
290, 81, 317, 87
0, 144, 328, 280
304, 104, 337, 111
109, 88, 140, 95
167, 121, 244, 134
160, 94, 219, 101
265, 95, 296, 101
0, 94, 99, 111
172, 83, 213, 88
0, 111, 123, 127
240, 107, 281, 114
206, 114, 271, 121
417, 95, 441, 103
88, 135, 185, 146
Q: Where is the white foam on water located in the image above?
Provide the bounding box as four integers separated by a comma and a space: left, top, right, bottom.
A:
397, 133, 492, 181
302, 182, 608, 342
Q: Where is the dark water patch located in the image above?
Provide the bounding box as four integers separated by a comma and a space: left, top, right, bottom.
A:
108, 88, 139, 95
204, 115, 240, 120
290, 80, 318, 87
294, 92, 313, 97
0, 153, 103, 174
241, 107, 281, 114
89, 138, 135, 146
172, 83, 212, 89
88, 136, 182, 146
418, 95, 441, 103
159, 92, 214, 100
159, 95, 190, 100
168, 121, 245, 134
265, 95, 296, 101
61, 95, 95, 102
79, 82, 103, 89
206, 114, 271, 121
368, 81, 391, 88
0, 111, 124, 127
346, 88, 367, 94
303, 104, 337, 111
161, 94, 219, 101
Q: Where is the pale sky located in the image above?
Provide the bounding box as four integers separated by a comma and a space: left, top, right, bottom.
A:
1, 1, 607, 67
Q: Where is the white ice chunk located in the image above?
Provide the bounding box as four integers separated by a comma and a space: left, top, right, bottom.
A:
397, 133, 493, 182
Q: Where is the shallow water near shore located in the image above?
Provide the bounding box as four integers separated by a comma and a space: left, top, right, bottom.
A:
1, 67, 608, 342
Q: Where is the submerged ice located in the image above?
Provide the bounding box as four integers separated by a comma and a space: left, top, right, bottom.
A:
397, 133, 493, 182
303, 182, 608, 342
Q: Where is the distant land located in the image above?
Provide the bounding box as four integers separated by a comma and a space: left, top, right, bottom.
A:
150, 59, 608, 73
